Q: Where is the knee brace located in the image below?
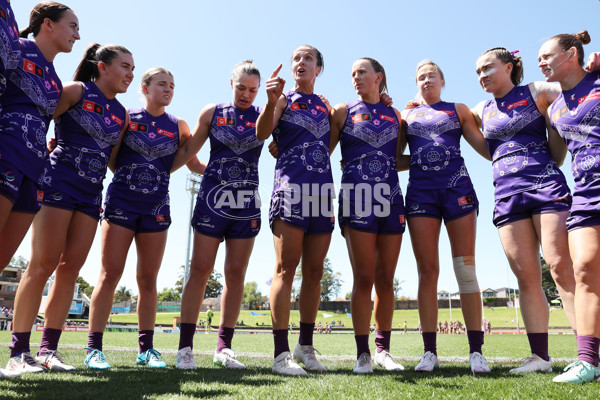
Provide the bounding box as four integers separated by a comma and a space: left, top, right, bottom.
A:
452, 255, 480, 294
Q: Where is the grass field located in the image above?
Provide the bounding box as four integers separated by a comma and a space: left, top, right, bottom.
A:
0, 329, 595, 399
106, 306, 571, 331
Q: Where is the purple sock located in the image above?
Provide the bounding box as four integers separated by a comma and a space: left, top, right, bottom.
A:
422, 331, 437, 355
355, 335, 370, 359
577, 335, 600, 367
39, 327, 62, 354
574, 330, 578, 338
467, 330, 484, 354
138, 330, 154, 353
178, 323, 196, 350
527, 332, 549, 361
273, 329, 289, 358
9, 331, 31, 358
216, 326, 235, 353
298, 322, 314, 346
375, 330, 391, 353
87, 332, 103, 353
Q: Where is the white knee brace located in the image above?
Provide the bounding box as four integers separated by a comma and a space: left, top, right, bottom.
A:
452, 255, 480, 294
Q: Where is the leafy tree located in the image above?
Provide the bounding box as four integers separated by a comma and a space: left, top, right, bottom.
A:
540, 256, 558, 301
9, 255, 28, 268
205, 271, 223, 299
113, 285, 133, 303
175, 265, 185, 295
76, 276, 94, 297
242, 282, 263, 309
345, 291, 352, 301
393, 278, 404, 299
320, 258, 343, 301
158, 287, 180, 301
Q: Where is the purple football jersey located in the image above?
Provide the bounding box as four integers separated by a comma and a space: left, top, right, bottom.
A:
0, 39, 61, 181
481, 84, 567, 198
0, 0, 20, 93
272, 90, 333, 196
197, 102, 264, 211
549, 71, 600, 204
340, 99, 402, 204
105, 108, 180, 215
406, 102, 471, 189
42, 81, 126, 205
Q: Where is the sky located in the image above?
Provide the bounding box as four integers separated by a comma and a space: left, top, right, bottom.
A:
9, 0, 600, 301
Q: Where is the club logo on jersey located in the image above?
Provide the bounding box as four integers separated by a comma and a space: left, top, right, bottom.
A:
552, 106, 568, 123
245, 121, 256, 128
352, 113, 371, 123
23, 59, 44, 78
379, 114, 396, 123
157, 128, 175, 138
578, 91, 600, 105
129, 122, 148, 132
83, 100, 104, 115
217, 117, 235, 126
156, 214, 166, 222
458, 196, 474, 206
251, 219, 258, 229
290, 102, 308, 111
507, 99, 528, 111
111, 114, 123, 127
37, 190, 44, 202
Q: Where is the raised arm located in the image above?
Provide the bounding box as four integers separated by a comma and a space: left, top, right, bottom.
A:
170, 104, 215, 173
329, 103, 346, 155
456, 103, 491, 161
256, 64, 287, 141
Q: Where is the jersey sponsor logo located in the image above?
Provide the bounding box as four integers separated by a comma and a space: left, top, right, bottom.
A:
434, 110, 454, 116
37, 190, 44, 202
578, 91, 600, 105
157, 128, 175, 138
399, 215, 405, 224
315, 104, 327, 113
49, 78, 59, 92
2, 171, 15, 182
352, 113, 371, 123
251, 219, 258, 228
110, 114, 123, 127
330, 215, 335, 223
290, 102, 308, 111
129, 122, 148, 132
23, 59, 44, 78
83, 100, 104, 115
507, 99, 527, 111
245, 121, 256, 128
217, 117, 235, 126
379, 114, 396, 123
156, 214, 166, 222
458, 196, 474, 206
552, 106, 568, 123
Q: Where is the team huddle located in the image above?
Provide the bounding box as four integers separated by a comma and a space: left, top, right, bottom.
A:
1, 1, 600, 385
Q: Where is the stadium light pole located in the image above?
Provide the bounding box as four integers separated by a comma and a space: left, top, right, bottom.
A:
184, 173, 203, 286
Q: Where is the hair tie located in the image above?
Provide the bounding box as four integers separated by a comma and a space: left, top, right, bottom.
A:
510, 49, 520, 57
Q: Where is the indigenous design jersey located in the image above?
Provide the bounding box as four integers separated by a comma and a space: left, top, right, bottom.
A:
197, 102, 263, 211
0, 39, 61, 181
406, 102, 471, 189
272, 90, 333, 196
42, 81, 125, 205
105, 108, 179, 215
340, 100, 401, 204
0, 0, 20, 93
549, 71, 600, 204
481, 84, 566, 198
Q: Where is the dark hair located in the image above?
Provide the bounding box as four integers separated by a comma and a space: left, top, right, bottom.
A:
358, 57, 388, 94
73, 43, 132, 82
232, 59, 261, 83
481, 47, 523, 86
292, 45, 324, 75
20, 1, 72, 38
550, 30, 591, 67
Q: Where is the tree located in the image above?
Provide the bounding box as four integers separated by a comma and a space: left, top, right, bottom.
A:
204, 271, 223, 298
76, 276, 94, 297
242, 282, 263, 309
345, 291, 352, 301
393, 278, 404, 299
540, 256, 558, 301
113, 285, 133, 303
10, 255, 28, 268
158, 287, 180, 302
175, 265, 185, 295
320, 258, 343, 301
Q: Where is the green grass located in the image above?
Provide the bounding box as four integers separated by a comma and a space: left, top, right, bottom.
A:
106, 306, 571, 331
0, 330, 593, 399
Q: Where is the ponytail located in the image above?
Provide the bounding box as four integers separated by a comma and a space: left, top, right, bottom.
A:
481, 47, 523, 86
73, 43, 132, 82
19, 2, 72, 38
